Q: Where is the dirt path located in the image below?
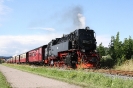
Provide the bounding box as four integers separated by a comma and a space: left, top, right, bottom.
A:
0, 64, 81, 88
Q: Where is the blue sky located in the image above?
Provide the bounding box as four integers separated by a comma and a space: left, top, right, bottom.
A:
0, 0, 133, 56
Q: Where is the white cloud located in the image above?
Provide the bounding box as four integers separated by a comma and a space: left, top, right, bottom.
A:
96, 35, 111, 47
29, 27, 55, 31
0, 0, 12, 15
0, 33, 111, 56
0, 0, 12, 26
0, 33, 62, 56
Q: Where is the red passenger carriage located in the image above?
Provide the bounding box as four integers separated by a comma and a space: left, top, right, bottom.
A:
10, 58, 12, 63
16, 55, 20, 64
20, 53, 27, 63
12, 57, 16, 63
28, 45, 47, 64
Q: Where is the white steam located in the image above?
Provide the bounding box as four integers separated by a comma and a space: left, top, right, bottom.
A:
77, 13, 85, 29
71, 6, 86, 29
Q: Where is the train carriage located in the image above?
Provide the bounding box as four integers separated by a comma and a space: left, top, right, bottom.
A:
12, 57, 16, 63
28, 45, 47, 64
20, 53, 28, 63
10, 58, 12, 63
16, 55, 20, 64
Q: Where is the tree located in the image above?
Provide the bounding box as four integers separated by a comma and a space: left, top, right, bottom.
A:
97, 43, 106, 56
123, 36, 133, 59
108, 32, 124, 65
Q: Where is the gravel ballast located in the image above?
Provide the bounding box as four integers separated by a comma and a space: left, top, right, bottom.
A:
0, 64, 81, 88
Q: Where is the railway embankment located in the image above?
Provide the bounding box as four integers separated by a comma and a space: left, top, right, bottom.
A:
3, 63, 133, 88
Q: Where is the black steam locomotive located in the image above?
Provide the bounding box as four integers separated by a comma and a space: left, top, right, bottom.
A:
45, 27, 99, 68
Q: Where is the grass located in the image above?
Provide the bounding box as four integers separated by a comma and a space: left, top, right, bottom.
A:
3, 63, 133, 88
115, 59, 133, 71
0, 70, 11, 88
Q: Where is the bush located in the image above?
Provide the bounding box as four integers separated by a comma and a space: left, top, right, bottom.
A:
100, 55, 114, 68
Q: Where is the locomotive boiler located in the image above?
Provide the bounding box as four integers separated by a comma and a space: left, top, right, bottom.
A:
45, 27, 100, 68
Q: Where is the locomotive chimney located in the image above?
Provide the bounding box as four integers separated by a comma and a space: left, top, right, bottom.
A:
85, 26, 90, 30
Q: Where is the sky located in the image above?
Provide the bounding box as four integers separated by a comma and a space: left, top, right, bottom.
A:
0, 0, 133, 56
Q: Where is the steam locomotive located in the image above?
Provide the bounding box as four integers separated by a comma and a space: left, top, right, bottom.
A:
7, 27, 100, 69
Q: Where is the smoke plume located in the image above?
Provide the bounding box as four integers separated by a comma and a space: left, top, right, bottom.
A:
71, 6, 86, 29
61, 6, 86, 30
77, 13, 85, 29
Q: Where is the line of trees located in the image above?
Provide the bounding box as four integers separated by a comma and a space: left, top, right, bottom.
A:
97, 32, 133, 67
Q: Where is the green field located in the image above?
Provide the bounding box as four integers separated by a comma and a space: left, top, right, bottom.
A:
0, 70, 11, 88
3, 64, 133, 88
